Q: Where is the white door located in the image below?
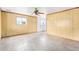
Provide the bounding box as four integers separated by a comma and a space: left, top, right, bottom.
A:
37, 16, 46, 32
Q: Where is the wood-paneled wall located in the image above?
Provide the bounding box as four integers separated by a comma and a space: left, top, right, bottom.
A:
0, 11, 1, 39
72, 8, 79, 41
47, 8, 79, 41
1, 12, 7, 37
1, 11, 37, 37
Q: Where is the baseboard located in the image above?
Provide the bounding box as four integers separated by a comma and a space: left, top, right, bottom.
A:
1, 31, 37, 38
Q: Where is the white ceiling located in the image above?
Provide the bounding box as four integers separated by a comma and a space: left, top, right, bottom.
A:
0, 7, 74, 16
45, 7, 73, 14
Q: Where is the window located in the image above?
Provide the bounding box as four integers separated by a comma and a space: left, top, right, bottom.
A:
16, 17, 27, 25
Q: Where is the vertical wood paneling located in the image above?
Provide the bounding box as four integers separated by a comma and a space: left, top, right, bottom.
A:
1, 12, 7, 37
47, 14, 57, 36
47, 9, 73, 39
47, 8, 79, 41
55, 10, 72, 39
0, 11, 1, 39
1, 11, 37, 37
72, 8, 79, 41
28, 16, 37, 33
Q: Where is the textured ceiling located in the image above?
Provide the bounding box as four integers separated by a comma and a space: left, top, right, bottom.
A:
0, 7, 73, 15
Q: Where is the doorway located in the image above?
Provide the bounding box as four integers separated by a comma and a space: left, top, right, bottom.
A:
37, 15, 46, 32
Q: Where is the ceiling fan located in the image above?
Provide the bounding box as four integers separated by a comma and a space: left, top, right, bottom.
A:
32, 8, 44, 15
